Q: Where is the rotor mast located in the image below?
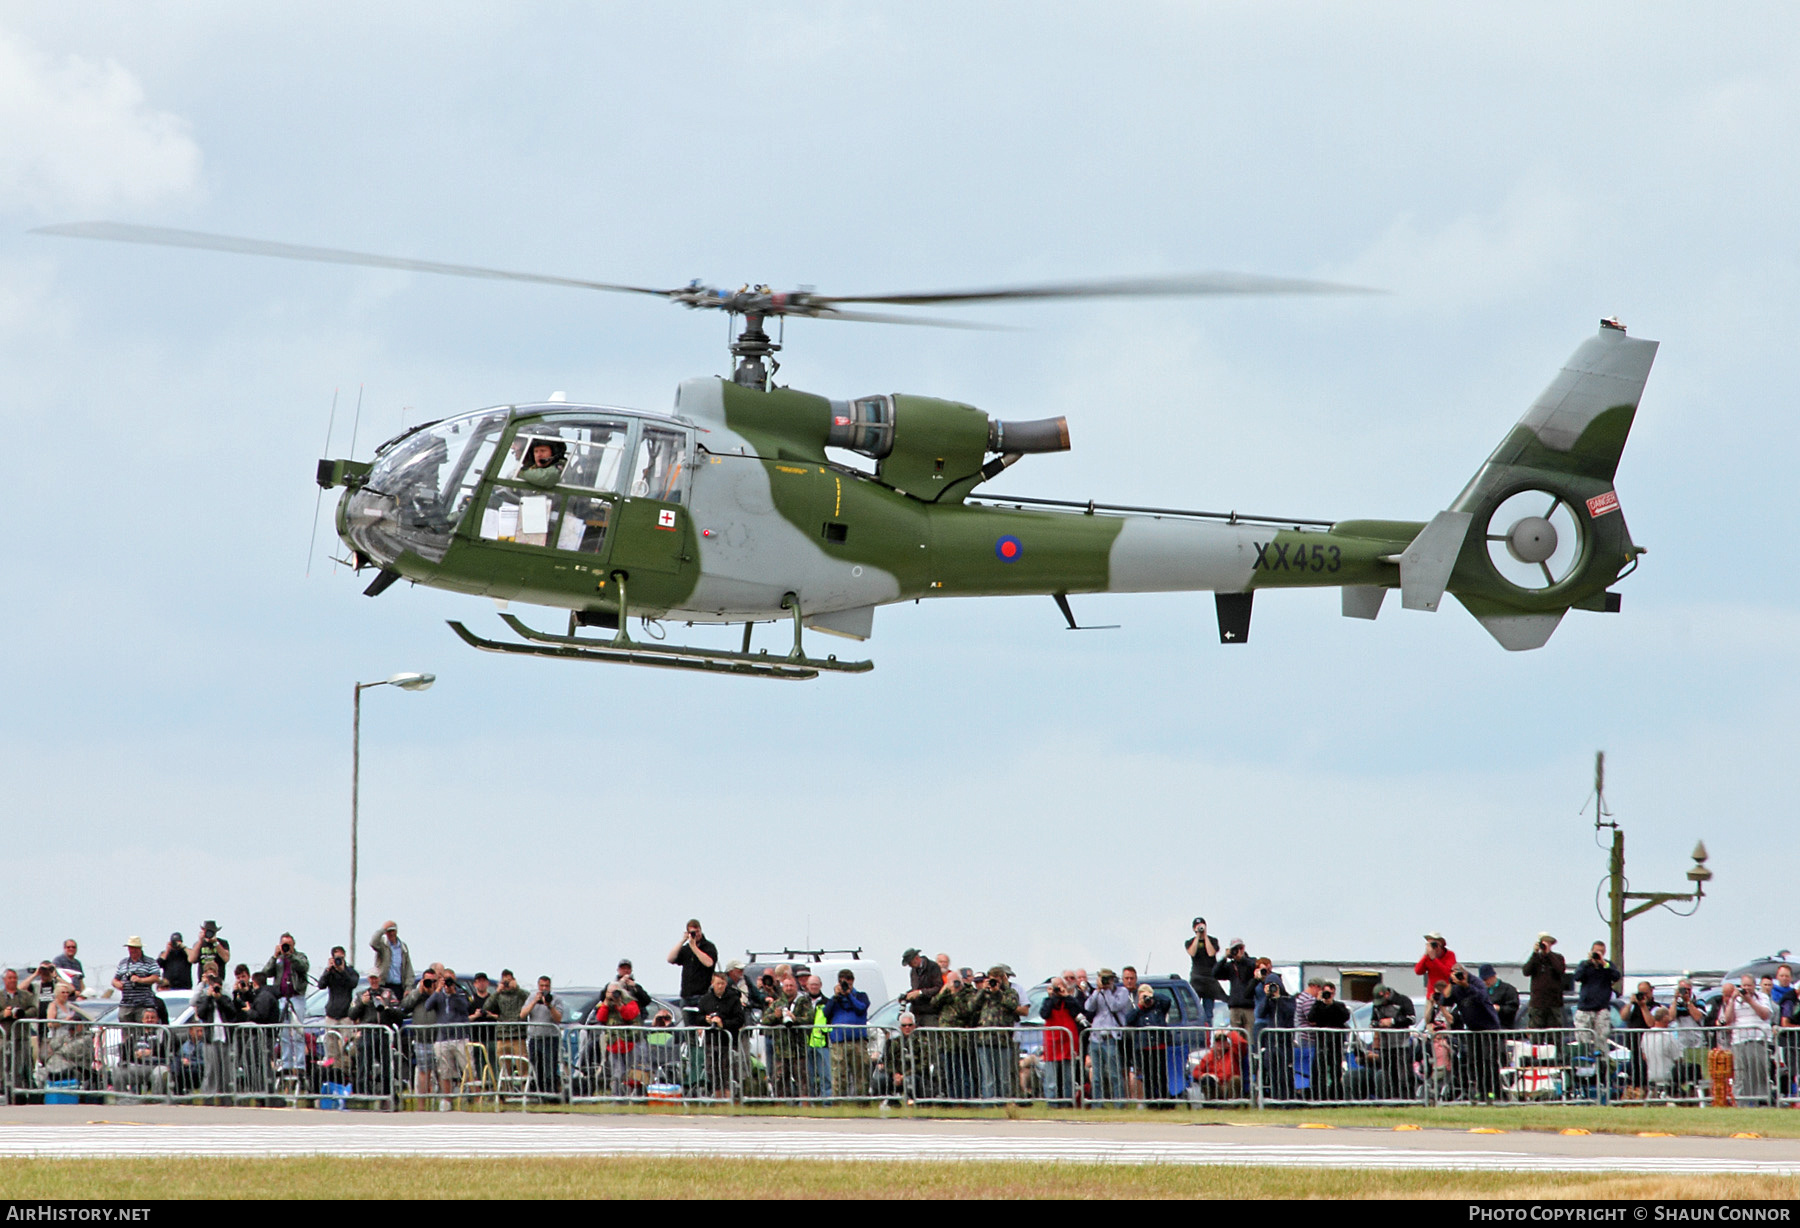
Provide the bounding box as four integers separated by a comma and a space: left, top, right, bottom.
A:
730, 312, 780, 390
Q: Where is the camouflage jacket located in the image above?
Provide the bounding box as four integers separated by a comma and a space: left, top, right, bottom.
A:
763, 990, 815, 1054
931, 983, 979, 1028
975, 984, 1020, 1029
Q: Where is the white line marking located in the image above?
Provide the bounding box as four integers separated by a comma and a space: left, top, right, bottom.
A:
0, 1124, 1792, 1173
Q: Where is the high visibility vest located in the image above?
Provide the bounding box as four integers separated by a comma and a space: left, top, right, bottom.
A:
808, 1000, 830, 1049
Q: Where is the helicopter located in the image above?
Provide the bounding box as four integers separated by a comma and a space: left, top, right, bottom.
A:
37, 222, 1657, 680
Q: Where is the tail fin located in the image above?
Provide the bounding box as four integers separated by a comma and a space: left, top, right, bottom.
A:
1458, 319, 1659, 492
1398, 321, 1657, 650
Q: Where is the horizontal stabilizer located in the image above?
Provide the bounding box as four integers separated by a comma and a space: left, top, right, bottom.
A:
1341, 586, 1386, 620
1399, 511, 1472, 612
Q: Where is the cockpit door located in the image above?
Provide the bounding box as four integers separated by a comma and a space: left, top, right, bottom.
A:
608, 426, 694, 578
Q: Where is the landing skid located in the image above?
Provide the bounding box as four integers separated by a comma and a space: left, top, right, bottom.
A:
446, 582, 872, 681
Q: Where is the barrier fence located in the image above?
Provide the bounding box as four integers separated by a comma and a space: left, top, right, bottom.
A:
5, 1018, 1794, 1110
4, 1018, 402, 1109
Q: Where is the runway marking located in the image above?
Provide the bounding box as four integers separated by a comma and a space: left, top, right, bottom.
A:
0, 1124, 1793, 1174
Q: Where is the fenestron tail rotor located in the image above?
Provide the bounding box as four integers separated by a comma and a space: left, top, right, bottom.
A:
1484, 489, 1583, 591
33, 220, 1381, 389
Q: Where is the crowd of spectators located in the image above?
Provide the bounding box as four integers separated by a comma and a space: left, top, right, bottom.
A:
4, 914, 1796, 1110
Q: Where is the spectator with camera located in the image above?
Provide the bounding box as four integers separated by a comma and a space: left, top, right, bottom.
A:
1415, 932, 1457, 999
1446, 963, 1502, 1101
426, 967, 473, 1105
696, 970, 745, 1096
187, 923, 229, 984
486, 969, 528, 1070
258, 933, 311, 1078
158, 933, 192, 990
600, 959, 654, 1021
1721, 974, 1774, 1106
762, 973, 814, 1100
667, 920, 718, 1020
523, 976, 564, 1098
1185, 917, 1224, 1030
1572, 940, 1622, 1045
189, 964, 240, 1101
316, 946, 359, 1068
824, 968, 872, 1101
593, 977, 644, 1096
1085, 967, 1133, 1108
1368, 984, 1417, 1099
1038, 976, 1084, 1108
930, 969, 978, 1100
1521, 932, 1567, 1030
349, 971, 402, 1098
402, 968, 443, 1096
1218, 940, 1258, 1037
972, 966, 1021, 1103
1126, 980, 1172, 1102
1307, 980, 1351, 1102
902, 948, 944, 1028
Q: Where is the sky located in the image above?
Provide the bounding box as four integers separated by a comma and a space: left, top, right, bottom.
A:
1, 3, 1795, 996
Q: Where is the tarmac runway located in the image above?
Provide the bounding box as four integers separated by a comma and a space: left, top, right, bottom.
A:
0, 1108, 1796, 1173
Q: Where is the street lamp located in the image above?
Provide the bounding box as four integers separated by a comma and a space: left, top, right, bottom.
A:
1590, 751, 1710, 972
352, 672, 435, 953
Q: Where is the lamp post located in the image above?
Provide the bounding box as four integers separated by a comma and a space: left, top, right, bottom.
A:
352, 672, 435, 954
1591, 750, 1711, 973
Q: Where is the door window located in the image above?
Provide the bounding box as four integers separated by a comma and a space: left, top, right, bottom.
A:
497, 417, 631, 493
630, 428, 689, 503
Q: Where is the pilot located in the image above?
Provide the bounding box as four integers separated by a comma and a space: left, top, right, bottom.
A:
519, 439, 565, 489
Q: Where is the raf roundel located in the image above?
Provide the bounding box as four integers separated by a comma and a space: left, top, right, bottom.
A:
994, 535, 1022, 562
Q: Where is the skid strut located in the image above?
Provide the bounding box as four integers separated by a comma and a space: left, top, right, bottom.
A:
446, 576, 872, 680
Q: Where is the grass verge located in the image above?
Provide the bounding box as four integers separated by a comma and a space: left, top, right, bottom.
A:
3, 1157, 1796, 1200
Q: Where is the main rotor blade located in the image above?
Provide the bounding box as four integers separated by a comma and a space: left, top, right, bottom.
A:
816, 271, 1380, 307
808, 307, 1010, 330
33, 221, 675, 299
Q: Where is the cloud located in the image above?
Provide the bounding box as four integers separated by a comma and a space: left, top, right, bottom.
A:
0, 25, 201, 217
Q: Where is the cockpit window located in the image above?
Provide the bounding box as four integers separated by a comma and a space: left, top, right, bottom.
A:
498, 417, 630, 493
347, 410, 506, 564
631, 428, 688, 504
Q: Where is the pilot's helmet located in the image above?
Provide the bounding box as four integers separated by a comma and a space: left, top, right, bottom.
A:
525, 437, 567, 466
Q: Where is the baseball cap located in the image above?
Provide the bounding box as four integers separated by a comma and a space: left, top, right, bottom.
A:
617, 958, 633, 969
1477, 964, 1496, 980
724, 958, 746, 972
1193, 917, 1206, 927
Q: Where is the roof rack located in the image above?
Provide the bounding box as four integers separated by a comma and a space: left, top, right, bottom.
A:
745, 948, 864, 962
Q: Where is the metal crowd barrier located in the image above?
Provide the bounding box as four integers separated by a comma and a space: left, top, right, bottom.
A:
5, 1017, 403, 1109
563, 1024, 739, 1104
9, 1014, 1792, 1113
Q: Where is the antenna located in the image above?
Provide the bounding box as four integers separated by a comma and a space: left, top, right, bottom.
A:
305, 388, 340, 577
1593, 750, 1614, 832
346, 384, 365, 460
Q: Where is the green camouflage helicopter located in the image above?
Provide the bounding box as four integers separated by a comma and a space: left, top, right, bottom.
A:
40, 223, 1656, 680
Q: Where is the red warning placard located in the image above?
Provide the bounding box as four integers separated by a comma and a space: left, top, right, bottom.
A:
1586, 491, 1620, 518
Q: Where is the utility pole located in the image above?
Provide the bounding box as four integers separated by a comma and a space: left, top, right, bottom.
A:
1592, 750, 1711, 973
